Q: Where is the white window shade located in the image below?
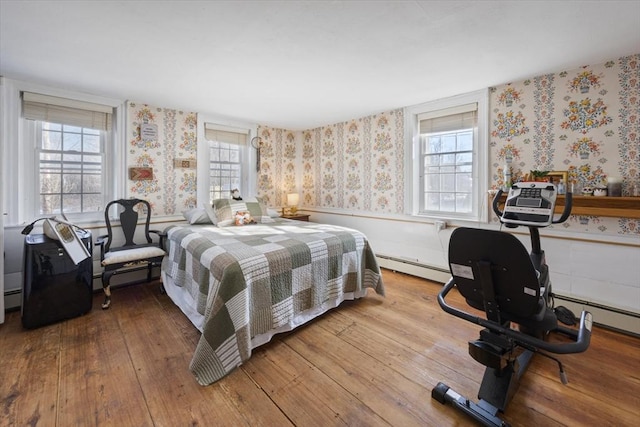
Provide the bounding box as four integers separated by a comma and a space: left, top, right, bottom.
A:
419, 103, 477, 134
204, 123, 248, 145
22, 92, 113, 131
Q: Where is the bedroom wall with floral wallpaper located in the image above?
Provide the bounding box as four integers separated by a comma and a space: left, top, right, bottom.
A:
256, 54, 638, 236
253, 127, 298, 209
489, 53, 639, 235
257, 109, 405, 214
126, 102, 198, 216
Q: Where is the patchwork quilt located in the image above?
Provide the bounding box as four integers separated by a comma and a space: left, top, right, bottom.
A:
162, 220, 385, 385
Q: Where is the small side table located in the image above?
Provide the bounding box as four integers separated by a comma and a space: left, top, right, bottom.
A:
281, 213, 310, 222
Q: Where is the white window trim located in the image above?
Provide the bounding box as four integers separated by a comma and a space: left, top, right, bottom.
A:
196, 113, 258, 206
1, 78, 124, 227
404, 88, 489, 222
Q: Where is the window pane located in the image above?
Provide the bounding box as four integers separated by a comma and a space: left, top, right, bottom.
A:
38, 121, 105, 214
456, 173, 472, 192
442, 134, 456, 152
441, 174, 455, 192
425, 193, 439, 210
441, 154, 456, 165
64, 125, 81, 133
208, 139, 243, 203
83, 174, 102, 192
220, 149, 230, 162
456, 194, 472, 212
425, 155, 439, 166
426, 175, 439, 191
40, 194, 61, 215
456, 152, 472, 163
458, 131, 473, 150
84, 134, 101, 152
420, 125, 476, 214
440, 193, 455, 211
42, 131, 62, 150
428, 136, 441, 154
62, 194, 81, 213
40, 174, 61, 193
63, 132, 81, 151
83, 194, 103, 212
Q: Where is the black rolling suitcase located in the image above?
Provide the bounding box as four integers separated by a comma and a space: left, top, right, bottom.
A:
22, 232, 93, 329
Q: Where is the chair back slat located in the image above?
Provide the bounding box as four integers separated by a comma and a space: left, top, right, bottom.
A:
119, 202, 139, 247
103, 199, 153, 252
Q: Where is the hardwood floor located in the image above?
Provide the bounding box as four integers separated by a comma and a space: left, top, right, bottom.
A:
1, 269, 639, 426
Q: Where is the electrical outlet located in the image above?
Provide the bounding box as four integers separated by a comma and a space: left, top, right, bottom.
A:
435, 220, 447, 232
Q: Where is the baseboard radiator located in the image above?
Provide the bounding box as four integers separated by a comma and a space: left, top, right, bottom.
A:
376, 254, 640, 337
376, 254, 451, 284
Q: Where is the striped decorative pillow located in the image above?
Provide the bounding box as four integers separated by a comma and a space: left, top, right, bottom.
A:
212, 197, 275, 227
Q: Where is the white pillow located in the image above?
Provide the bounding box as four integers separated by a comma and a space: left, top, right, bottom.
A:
267, 208, 281, 218
183, 208, 211, 224
203, 203, 218, 225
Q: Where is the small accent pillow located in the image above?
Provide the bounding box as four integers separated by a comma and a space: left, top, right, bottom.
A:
267, 208, 281, 218
234, 211, 257, 226
203, 203, 218, 225
213, 197, 274, 227
183, 208, 212, 224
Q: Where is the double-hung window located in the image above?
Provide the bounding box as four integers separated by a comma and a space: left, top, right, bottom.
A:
420, 104, 476, 214
408, 89, 488, 221
204, 124, 247, 202
22, 92, 113, 219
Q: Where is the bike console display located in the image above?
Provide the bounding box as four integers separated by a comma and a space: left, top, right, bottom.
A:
501, 182, 557, 227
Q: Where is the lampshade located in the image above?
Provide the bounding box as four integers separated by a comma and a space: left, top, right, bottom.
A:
287, 193, 300, 206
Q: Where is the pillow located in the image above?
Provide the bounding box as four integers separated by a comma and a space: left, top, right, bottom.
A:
234, 211, 256, 226
183, 208, 211, 224
203, 203, 218, 225
213, 197, 275, 227
267, 208, 281, 218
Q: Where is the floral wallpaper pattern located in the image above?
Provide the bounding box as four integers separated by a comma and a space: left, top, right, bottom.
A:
254, 127, 297, 208
257, 109, 404, 214
127, 102, 197, 216
129, 54, 638, 237
490, 53, 640, 235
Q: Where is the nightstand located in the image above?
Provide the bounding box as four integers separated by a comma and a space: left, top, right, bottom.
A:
281, 213, 310, 222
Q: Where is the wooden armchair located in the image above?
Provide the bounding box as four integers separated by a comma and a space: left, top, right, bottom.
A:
96, 199, 166, 309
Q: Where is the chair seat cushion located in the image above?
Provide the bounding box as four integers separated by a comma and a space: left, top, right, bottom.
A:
102, 246, 166, 266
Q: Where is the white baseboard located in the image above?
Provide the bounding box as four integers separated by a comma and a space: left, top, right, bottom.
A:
552, 294, 640, 337
376, 255, 639, 337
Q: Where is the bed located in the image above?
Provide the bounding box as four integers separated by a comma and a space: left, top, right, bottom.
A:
161, 215, 385, 386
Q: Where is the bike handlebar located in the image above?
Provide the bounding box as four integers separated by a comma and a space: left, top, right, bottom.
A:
437, 277, 592, 354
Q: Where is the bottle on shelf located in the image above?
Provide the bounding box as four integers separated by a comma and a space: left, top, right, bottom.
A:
504, 165, 512, 190
557, 179, 566, 195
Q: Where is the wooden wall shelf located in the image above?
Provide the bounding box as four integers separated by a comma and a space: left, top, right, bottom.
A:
494, 194, 640, 219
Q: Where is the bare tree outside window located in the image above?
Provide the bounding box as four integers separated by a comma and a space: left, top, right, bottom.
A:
39, 122, 103, 215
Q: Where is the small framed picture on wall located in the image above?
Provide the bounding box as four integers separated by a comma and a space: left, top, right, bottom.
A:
547, 171, 568, 186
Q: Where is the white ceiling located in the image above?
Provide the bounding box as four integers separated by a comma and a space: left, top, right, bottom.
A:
1, 1, 639, 130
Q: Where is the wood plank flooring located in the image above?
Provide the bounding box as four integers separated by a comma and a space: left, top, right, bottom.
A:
1, 269, 639, 426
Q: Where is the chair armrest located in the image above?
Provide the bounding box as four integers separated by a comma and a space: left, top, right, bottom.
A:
150, 229, 168, 250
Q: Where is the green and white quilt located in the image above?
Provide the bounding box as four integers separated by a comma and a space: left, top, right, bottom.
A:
162, 220, 384, 385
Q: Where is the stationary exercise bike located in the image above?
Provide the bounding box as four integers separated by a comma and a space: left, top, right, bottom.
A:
431, 182, 593, 427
